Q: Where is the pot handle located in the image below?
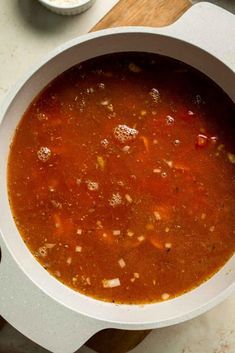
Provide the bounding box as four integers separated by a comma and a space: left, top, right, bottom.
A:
0, 233, 105, 353
165, 2, 235, 72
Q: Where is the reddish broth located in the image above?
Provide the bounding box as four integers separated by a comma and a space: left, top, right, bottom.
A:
8, 53, 235, 304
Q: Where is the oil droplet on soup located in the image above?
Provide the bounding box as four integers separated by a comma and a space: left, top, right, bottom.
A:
8, 53, 235, 304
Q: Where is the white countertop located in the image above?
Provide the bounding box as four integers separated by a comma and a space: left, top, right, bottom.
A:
0, 1, 234, 353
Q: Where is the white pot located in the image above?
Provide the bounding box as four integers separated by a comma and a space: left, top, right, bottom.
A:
0, 3, 234, 353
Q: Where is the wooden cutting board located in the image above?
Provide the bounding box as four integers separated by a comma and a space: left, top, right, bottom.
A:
86, 1, 191, 352
92, 0, 191, 30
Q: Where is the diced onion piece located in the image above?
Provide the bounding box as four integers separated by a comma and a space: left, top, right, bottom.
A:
118, 258, 126, 268
51, 200, 62, 209
174, 139, 180, 146
113, 230, 121, 236
127, 230, 134, 237
67, 257, 72, 265
125, 194, 133, 203
86, 87, 94, 94
96, 220, 103, 228
134, 272, 140, 279
76, 178, 82, 186
150, 237, 163, 250
98, 83, 105, 90
153, 168, 161, 173
161, 293, 170, 301
75, 246, 82, 253
138, 235, 145, 242
139, 136, 149, 151
174, 164, 190, 172
101, 100, 109, 106
107, 104, 114, 112
227, 152, 235, 164
102, 278, 121, 288
165, 242, 172, 249
188, 110, 194, 116
77, 229, 82, 235
97, 156, 105, 170
153, 211, 161, 220
122, 145, 130, 153
165, 160, 173, 168
45, 243, 56, 249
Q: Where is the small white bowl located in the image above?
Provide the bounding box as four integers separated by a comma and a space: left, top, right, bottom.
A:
38, 0, 96, 16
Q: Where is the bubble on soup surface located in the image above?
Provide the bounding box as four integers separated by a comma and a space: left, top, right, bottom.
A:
194, 94, 204, 106
38, 246, 47, 257
98, 83, 105, 90
128, 62, 142, 73
101, 139, 109, 148
109, 192, 122, 207
166, 115, 174, 125
149, 88, 160, 103
86, 180, 99, 191
37, 147, 51, 162
113, 125, 138, 144
36, 112, 48, 121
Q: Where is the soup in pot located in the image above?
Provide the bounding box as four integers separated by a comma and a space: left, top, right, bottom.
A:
8, 53, 235, 304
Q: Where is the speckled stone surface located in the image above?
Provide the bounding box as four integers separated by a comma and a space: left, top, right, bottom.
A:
0, 1, 234, 353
